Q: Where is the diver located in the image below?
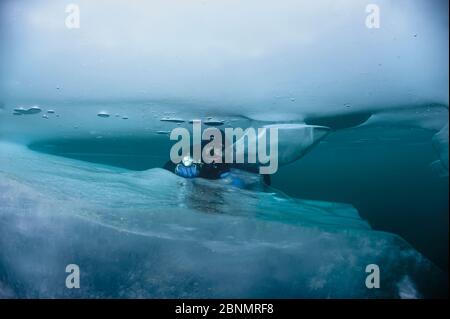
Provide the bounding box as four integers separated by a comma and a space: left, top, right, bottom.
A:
163, 154, 230, 180
163, 136, 271, 187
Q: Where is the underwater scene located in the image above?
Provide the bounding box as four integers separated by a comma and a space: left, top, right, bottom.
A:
0, 0, 448, 298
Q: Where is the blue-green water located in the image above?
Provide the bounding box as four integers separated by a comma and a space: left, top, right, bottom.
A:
0, 122, 448, 298
273, 127, 449, 271
0, 0, 448, 299
21, 124, 449, 271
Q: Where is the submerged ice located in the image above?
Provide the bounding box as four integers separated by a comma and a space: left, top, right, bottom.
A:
0, 0, 448, 299
0, 142, 445, 298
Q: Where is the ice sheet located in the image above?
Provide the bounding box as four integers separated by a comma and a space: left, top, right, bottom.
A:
0, 142, 445, 298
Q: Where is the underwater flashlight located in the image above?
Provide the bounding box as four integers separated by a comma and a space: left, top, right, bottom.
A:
182, 156, 193, 167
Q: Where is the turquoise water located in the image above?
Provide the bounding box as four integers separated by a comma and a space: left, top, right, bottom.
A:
0, 124, 448, 298
0, 0, 448, 299
273, 126, 449, 271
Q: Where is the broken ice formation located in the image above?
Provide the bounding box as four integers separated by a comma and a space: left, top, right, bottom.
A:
0, 142, 445, 298
431, 123, 449, 177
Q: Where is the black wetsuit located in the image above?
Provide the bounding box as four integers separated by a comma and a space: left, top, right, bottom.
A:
163, 133, 270, 185
163, 161, 230, 180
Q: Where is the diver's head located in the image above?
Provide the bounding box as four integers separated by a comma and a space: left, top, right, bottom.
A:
181, 155, 193, 167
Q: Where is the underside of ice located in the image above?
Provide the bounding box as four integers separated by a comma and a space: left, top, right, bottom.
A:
0, 142, 445, 298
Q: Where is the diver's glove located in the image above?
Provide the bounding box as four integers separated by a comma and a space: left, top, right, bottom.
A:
220, 172, 244, 188
174, 156, 200, 178
175, 163, 200, 178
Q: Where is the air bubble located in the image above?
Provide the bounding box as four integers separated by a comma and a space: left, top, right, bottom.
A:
160, 117, 185, 123
97, 111, 110, 118
13, 106, 41, 115
204, 119, 224, 126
